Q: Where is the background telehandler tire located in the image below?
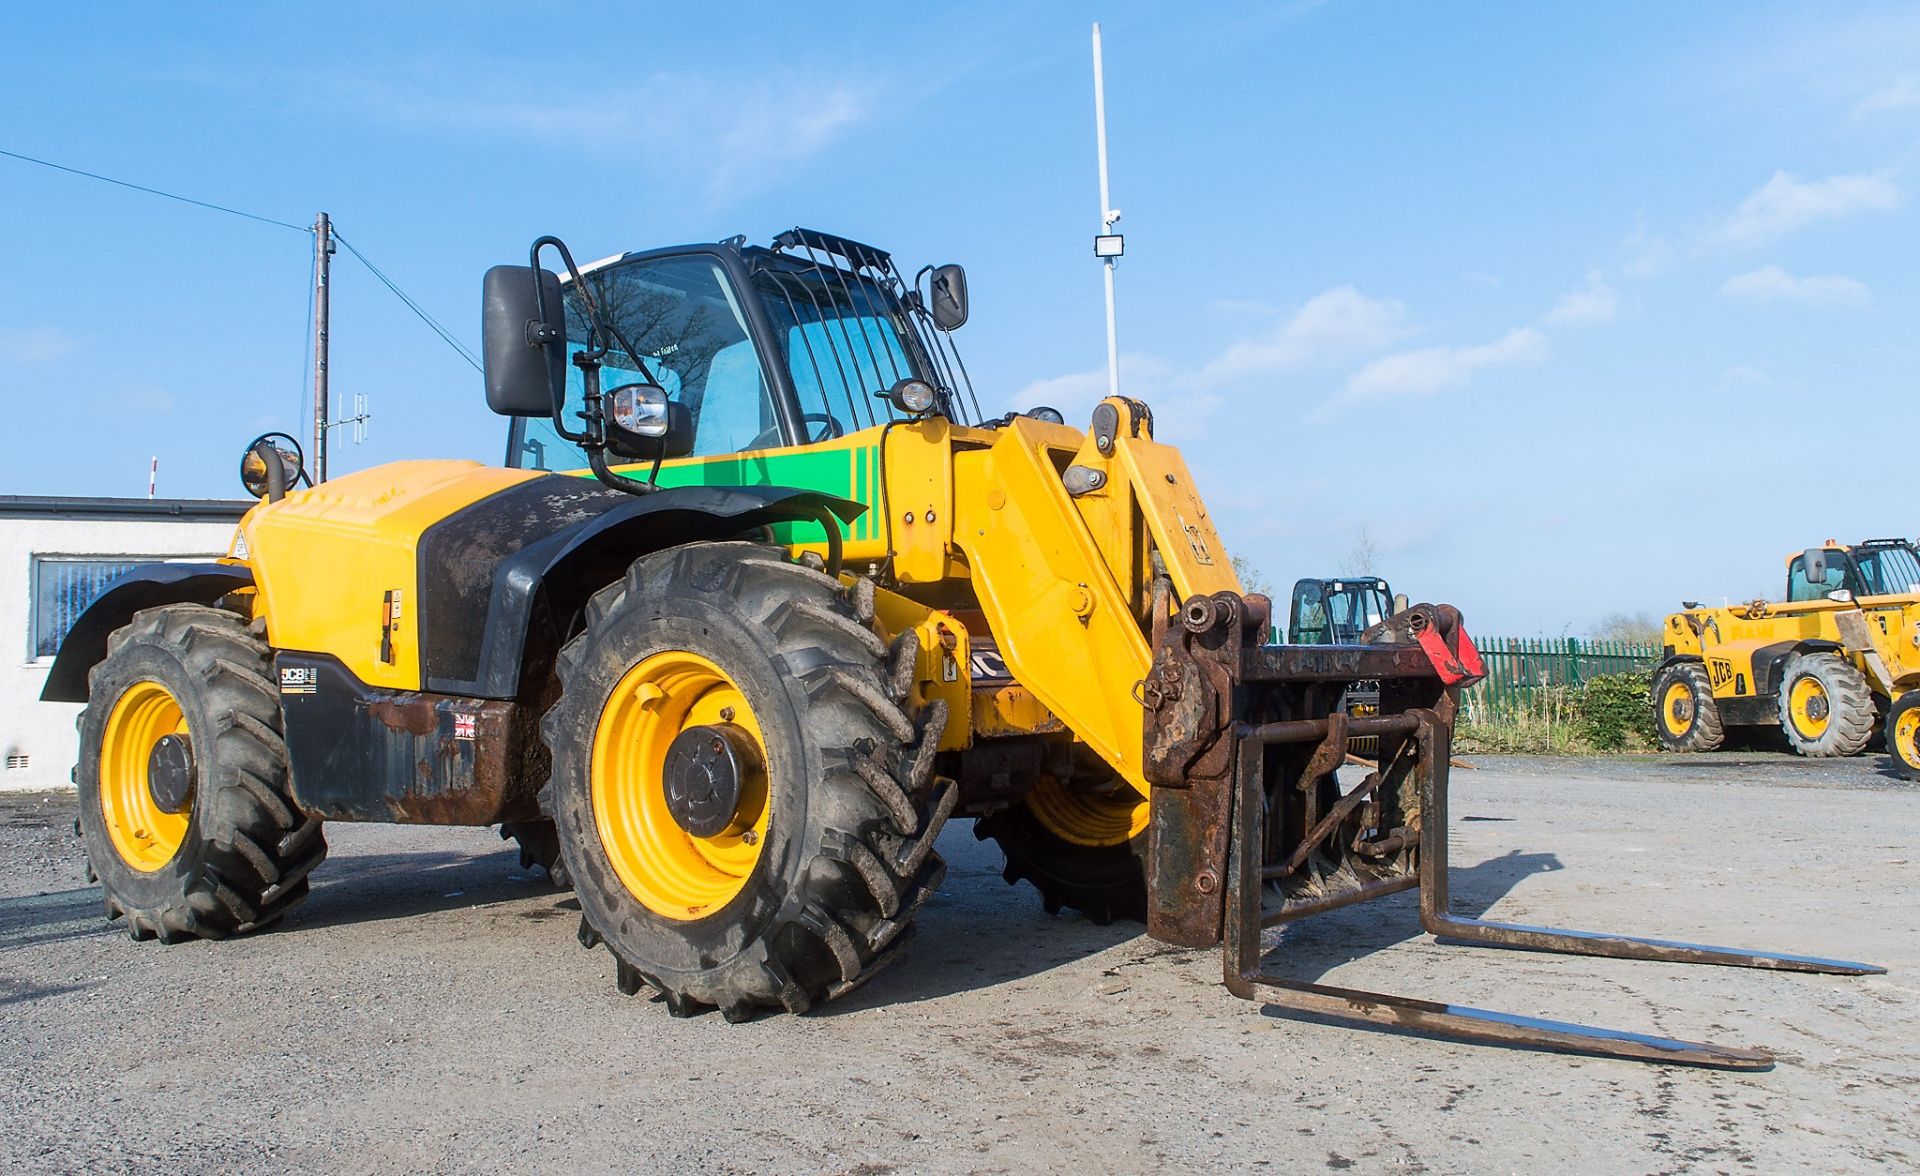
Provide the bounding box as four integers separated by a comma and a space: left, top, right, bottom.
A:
1651, 661, 1725, 752
77, 604, 325, 942
1887, 691, 1920, 781
542, 542, 952, 1021
1777, 651, 1875, 758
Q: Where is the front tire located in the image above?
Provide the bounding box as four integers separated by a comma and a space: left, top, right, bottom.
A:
1887, 692, 1920, 781
1777, 652, 1875, 758
1651, 661, 1724, 752
78, 605, 325, 942
542, 542, 953, 1020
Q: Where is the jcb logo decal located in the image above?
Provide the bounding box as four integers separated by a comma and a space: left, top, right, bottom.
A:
1706, 658, 1734, 689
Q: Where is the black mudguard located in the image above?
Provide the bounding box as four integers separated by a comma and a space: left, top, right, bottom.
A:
417, 478, 863, 698
40, 563, 255, 703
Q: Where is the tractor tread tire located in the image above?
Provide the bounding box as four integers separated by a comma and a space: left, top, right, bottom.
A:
1652, 661, 1725, 753
542, 542, 949, 1019
500, 819, 571, 889
974, 805, 1147, 926
1778, 652, 1875, 758
78, 604, 325, 942
1887, 691, 1920, 782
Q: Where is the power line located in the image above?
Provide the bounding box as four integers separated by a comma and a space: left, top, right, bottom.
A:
333, 231, 483, 373
0, 146, 311, 234
2, 144, 484, 377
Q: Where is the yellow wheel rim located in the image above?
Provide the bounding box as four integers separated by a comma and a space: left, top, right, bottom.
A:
591, 651, 769, 921
1026, 775, 1148, 848
99, 681, 191, 872
1895, 706, 1920, 769
1661, 679, 1695, 735
1788, 675, 1831, 739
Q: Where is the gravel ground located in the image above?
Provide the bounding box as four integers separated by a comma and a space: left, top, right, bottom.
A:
1, 751, 1914, 1175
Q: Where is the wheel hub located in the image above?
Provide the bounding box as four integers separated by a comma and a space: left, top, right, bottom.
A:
146, 733, 195, 814
662, 725, 756, 838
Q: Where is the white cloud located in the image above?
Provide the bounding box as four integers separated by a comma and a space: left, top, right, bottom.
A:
299, 66, 875, 197
1195, 286, 1408, 385
1011, 353, 1198, 427
1340, 327, 1549, 404
1719, 264, 1870, 305
104, 382, 175, 416
1854, 76, 1920, 116
1712, 170, 1901, 247
1716, 364, 1778, 392
1542, 270, 1617, 327
0, 326, 77, 364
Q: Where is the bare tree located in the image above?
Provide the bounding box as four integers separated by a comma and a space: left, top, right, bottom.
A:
1591, 611, 1664, 645
1230, 554, 1274, 599
1341, 527, 1381, 577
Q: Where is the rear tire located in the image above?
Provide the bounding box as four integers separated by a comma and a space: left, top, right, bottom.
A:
542, 542, 952, 1020
500, 819, 570, 888
78, 605, 325, 943
975, 771, 1147, 926
1777, 652, 1874, 758
1651, 661, 1724, 752
1887, 692, 1920, 781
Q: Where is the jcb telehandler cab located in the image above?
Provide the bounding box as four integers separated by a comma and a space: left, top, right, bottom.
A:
46, 228, 1879, 1066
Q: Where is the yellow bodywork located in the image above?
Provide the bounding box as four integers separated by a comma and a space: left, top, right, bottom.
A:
233, 399, 1238, 804
623, 398, 1236, 798
236, 460, 540, 689
1664, 560, 1920, 706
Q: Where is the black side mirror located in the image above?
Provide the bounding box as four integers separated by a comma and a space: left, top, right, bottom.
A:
239, 432, 305, 501
1802, 548, 1829, 588
928, 263, 968, 331
482, 265, 566, 416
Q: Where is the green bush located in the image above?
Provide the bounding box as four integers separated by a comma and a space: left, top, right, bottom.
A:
1574, 671, 1657, 751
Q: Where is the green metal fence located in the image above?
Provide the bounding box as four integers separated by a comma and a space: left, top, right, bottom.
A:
1462, 637, 1662, 723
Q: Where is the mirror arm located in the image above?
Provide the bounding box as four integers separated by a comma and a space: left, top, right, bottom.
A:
253, 439, 287, 503
530, 235, 675, 479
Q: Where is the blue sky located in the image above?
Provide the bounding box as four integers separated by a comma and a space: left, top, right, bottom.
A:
1, 3, 1914, 634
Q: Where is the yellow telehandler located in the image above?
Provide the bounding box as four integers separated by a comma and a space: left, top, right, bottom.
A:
1654, 539, 1920, 777
45, 228, 1880, 1067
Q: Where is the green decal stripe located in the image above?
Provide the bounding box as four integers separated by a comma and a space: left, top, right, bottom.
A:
584, 444, 882, 544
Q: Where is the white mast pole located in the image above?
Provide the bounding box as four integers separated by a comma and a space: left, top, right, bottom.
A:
1092, 22, 1121, 398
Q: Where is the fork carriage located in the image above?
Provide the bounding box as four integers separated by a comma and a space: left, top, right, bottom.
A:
1142, 595, 1881, 1070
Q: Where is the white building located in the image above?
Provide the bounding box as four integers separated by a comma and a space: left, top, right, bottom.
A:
1, 495, 248, 792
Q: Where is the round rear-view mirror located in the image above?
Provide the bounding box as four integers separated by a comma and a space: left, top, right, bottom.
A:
240, 433, 305, 501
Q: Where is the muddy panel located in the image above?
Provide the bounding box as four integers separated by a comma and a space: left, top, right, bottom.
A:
278, 653, 539, 825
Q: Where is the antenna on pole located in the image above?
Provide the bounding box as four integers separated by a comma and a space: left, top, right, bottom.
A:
147, 456, 157, 500
1091, 22, 1124, 398
327, 391, 371, 449
310, 212, 334, 482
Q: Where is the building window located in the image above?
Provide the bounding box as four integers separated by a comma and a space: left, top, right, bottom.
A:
30, 558, 151, 660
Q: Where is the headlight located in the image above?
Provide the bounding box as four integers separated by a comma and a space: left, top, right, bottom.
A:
886, 378, 937, 415
609, 383, 670, 437
1027, 405, 1065, 425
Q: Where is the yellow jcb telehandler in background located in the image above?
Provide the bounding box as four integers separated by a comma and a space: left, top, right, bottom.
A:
45, 227, 1881, 1067
1654, 539, 1920, 778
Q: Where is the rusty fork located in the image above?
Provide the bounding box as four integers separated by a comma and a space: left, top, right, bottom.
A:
1222, 710, 1885, 1070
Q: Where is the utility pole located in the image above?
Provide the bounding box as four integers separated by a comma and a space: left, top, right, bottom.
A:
311, 211, 334, 482
1091, 24, 1124, 398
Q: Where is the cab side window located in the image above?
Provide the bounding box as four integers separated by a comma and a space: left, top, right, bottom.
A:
515, 256, 780, 470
